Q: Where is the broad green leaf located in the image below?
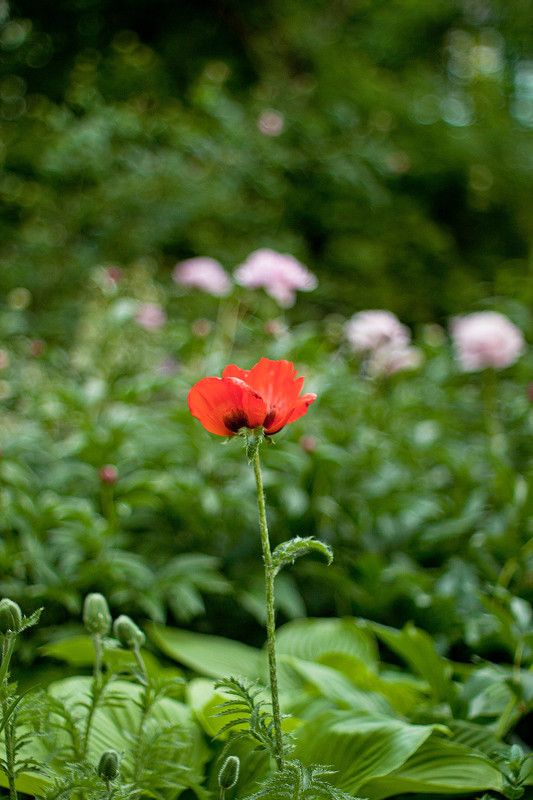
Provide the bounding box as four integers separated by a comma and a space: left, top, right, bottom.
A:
320, 653, 427, 716
292, 708, 436, 793
279, 654, 393, 715
461, 665, 520, 732
446, 719, 507, 756
360, 735, 504, 799
48, 676, 209, 794
148, 623, 264, 680
186, 677, 249, 738
276, 617, 378, 667
41, 634, 176, 677
368, 620, 455, 703
0, 771, 51, 795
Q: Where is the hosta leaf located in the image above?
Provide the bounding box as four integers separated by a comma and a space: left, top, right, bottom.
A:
187, 678, 250, 738
279, 655, 393, 715
446, 719, 506, 756
360, 735, 504, 799
276, 617, 378, 667
148, 623, 264, 680
292, 709, 436, 793
47, 676, 209, 793
0, 771, 51, 795
41, 634, 173, 677
368, 621, 455, 703
320, 653, 427, 716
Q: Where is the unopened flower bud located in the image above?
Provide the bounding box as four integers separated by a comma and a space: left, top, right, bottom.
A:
99, 464, 118, 484
300, 434, 317, 453
98, 749, 120, 781
83, 593, 111, 636
218, 755, 240, 790
30, 339, 45, 357
0, 599, 22, 635
113, 615, 145, 650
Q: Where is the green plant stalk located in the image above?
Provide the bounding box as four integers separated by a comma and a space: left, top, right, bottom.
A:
133, 682, 152, 784
101, 483, 117, 532
133, 645, 147, 683
82, 675, 104, 758
1, 637, 18, 800
252, 448, 284, 771
92, 632, 103, 684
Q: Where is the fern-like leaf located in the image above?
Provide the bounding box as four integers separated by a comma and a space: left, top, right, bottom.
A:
243, 759, 361, 800
214, 677, 293, 760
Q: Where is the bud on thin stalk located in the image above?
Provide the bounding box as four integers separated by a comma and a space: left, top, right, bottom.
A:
0, 600, 23, 686
0, 599, 24, 800
0, 599, 23, 637
83, 594, 111, 636
98, 749, 120, 796
113, 615, 147, 680
98, 749, 120, 781
218, 755, 239, 799
83, 594, 111, 682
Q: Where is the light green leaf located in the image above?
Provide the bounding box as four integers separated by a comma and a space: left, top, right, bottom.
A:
48, 676, 209, 793
148, 623, 264, 680
368, 621, 455, 703
186, 677, 249, 738
360, 735, 504, 799
0, 771, 51, 795
320, 653, 429, 716
279, 655, 393, 715
276, 617, 378, 667
41, 634, 175, 677
292, 709, 436, 793
446, 719, 506, 756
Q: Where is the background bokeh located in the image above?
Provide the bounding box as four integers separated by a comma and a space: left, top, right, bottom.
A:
1, 0, 533, 338
1, 4, 533, 786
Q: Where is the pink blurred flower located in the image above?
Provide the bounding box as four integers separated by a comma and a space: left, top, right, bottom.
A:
344, 310, 411, 353
191, 318, 213, 337
135, 302, 166, 331
105, 266, 123, 285
450, 311, 525, 371
264, 319, 288, 337
29, 339, 45, 357
300, 434, 317, 452
257, 109, 284, 136
156, 356, 181, 375
368, 344, 423, 377
234, 248, 317, 308
173, 257, 232, 297
99, 464, 118, 484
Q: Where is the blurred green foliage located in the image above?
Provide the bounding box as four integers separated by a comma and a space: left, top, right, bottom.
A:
1, 3, 533, 789
1, 270, 533, 675
1, 0, 533, 339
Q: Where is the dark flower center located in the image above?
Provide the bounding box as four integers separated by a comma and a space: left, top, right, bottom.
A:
223, 410, 250, 433
263, 409, 277, 429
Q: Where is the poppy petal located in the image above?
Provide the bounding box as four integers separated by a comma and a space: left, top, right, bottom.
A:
242, 358, 314, 433
188, 377, 267, 436
244, 358, 301, 410
222, 364, 250, 382
266, 392, 317, 433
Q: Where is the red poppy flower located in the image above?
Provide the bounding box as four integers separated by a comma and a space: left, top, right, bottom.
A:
188, 358, 317, 437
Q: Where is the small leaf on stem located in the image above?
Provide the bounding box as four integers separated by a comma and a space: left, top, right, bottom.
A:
271, 537, 334, 577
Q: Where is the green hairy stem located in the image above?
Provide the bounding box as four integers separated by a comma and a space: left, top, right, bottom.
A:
252, 448, 284, 770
